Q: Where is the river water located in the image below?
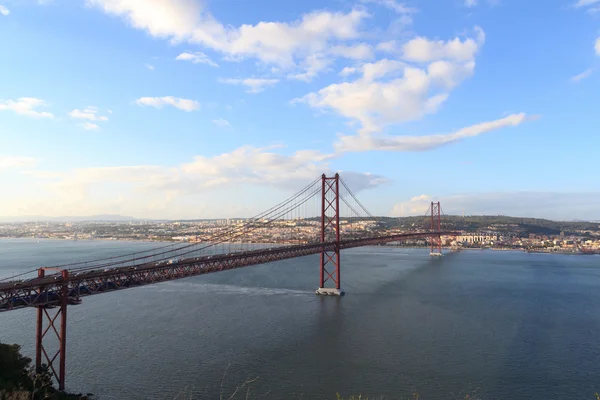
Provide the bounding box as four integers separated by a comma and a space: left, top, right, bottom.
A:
1, 239, 599, 400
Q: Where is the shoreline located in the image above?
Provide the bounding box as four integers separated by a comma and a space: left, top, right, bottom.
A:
1, 237, 598, 255
0, 237, 303, 246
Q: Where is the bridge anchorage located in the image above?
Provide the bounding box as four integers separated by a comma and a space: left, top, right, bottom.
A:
0, 172, 453, 390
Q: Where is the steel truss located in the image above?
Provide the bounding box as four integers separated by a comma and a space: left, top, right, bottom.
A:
430, 201, 442, 256
0, 230, 458, 389
0, 231, 457, 311
34, 269, 70, 390
319, 173, 341, 290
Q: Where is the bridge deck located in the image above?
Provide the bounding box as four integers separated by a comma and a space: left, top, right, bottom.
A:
0, 231, 456, 311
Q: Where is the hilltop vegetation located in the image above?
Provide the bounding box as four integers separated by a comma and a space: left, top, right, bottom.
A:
0, 343, 89, 400
380, 215, 600, 237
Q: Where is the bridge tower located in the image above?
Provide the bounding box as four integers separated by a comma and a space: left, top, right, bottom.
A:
316, 173, 345, 296
430, 201, 442, 256
35, 268, 70, 391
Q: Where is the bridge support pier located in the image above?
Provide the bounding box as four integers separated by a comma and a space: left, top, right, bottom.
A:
315, 287, 345, 296
430, 201, 442, 257
35, 269, 69, 391
316, 173, 345, 296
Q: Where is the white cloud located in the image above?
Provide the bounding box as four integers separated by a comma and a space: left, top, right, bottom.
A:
175, 51, 218, 67
339, 66, 358, 77
0, 98, 54, 119
574, 2, 600, 53
295, 28, 485, 134
10, 145, 385, 218
359, 0, 416, 15
219, 78, 279, 93
177, 146, 338, 190
145, 63, 155, 70
86, 0, 484, 88
401, 27, 485, 63
376, 40, 397, 53
85, 0, 206, 41
213, 118, 230, 127
335, 113, 533, 152
358, 0, 416, 44
574, 0, 600, 7
464, 0, 477, 7
135, 96, 200, 111
362, 59, 406, 80
570, 68, 593, 82
68, 106, 109, 121
0, 4, 9, 15
0, 156, 36, 170
391, 192, 600, 221
391, 194, 432, 216
86, 0, 370, 80
290, 55, 332, 82
330, 44, 374, 60
79, 122, 100, 130
198, 8, 369, 66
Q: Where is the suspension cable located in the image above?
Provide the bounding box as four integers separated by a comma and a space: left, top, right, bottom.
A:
339, 178, 376, 220
67, 182, 323, 272
0, 176, 322, 281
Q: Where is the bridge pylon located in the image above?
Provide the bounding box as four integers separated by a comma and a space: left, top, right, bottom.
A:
35, 268, 69, 391
430, 201, 442, 256
316, 173, 345, 296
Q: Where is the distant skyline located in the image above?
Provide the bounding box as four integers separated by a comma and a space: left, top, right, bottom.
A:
1, 0, 599, 220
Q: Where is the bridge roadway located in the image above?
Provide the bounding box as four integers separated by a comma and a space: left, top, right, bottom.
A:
0, 231, 455, 311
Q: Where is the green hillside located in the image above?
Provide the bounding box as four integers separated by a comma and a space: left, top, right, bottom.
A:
378, 215, 600, 237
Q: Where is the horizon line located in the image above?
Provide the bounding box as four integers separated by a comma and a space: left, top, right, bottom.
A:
0, 214, 598, 224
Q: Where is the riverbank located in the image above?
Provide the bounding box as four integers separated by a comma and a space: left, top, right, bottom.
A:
0, 237, 301, 246
4, 238, 598, 256
385, 244, 600, 255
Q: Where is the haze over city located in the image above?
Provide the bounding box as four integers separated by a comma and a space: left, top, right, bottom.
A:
1, 0, 599, 220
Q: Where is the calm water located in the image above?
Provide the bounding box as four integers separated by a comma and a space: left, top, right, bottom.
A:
1, 239, 600, 400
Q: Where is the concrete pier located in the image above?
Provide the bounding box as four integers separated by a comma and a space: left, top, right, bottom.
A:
315, 288, 345, 296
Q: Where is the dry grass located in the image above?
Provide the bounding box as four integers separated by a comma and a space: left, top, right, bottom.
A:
335, 392, 481, 400
171, 363, 269, 400
168, 371, 599, 400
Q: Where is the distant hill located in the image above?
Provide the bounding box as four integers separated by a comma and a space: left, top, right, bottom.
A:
1, 214, 598, 237
0, 214, 136, 223
380, 215, 600, 236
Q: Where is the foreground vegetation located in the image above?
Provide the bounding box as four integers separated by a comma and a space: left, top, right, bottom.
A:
335, 394, 479, 400
336, 396, 600, 400
0, 342, 90, 400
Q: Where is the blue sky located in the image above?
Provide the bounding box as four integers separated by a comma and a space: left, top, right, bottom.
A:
0, 0, 599, 220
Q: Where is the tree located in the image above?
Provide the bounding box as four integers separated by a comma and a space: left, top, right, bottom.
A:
0, 342, 87, 400
0, 343, 33, 392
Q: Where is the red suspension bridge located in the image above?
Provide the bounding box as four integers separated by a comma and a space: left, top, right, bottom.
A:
0, 173, 456, 390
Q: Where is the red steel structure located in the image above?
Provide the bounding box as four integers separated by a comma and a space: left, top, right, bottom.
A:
1, 238, 460, 390
35, 268, 72, 390
0, 174, 456, 390
430, 201, 442, 256
318, 173, 342, 295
